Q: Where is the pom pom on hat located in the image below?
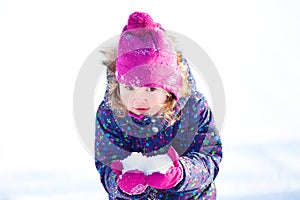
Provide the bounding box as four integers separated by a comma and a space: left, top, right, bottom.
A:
127, 12, 160, 30
116, 12, 182, 99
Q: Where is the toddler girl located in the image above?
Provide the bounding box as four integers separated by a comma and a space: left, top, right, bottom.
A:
95, 11, 222, 199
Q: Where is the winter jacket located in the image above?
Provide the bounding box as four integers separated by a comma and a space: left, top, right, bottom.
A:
95, 59, 223, 200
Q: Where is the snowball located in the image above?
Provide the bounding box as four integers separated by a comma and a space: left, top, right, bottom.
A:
122, 152, 173, 175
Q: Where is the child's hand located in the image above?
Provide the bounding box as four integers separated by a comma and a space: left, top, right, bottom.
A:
117, 170, 147, 195
147, 147, 183, 189
111, 159, 147, 195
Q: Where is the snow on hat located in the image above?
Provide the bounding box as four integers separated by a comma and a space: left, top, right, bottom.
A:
116, 12, 182, 99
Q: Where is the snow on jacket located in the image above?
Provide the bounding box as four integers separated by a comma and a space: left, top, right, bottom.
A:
95, 59, 223, 200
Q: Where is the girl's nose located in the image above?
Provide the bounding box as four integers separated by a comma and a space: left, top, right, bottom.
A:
134, 98, 147, 105
131, 89, 148, 104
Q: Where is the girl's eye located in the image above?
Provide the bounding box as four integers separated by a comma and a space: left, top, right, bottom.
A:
125, 86, 135, 91
146, 87, 156, 92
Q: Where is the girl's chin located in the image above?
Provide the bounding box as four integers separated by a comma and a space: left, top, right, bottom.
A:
133, 110, 162, 117
129, 109, 150, 116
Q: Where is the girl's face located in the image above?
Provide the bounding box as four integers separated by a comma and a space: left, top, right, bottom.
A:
119, 83, 169, 116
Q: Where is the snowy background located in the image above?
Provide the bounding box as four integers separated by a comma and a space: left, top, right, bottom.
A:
1, 0, 300, 199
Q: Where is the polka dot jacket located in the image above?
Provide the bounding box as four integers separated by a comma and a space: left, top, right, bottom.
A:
95, 57, 223, 199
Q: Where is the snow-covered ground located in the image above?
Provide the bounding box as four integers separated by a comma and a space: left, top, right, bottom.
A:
1, 0, 300, 199
217, 141, 300, 199
1, 138, 300, 200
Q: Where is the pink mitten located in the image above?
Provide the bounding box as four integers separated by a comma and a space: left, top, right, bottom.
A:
111, 160, 123, 175
111, 160, 148, 195
118, 170, 148, 195
147, 147, 183, 189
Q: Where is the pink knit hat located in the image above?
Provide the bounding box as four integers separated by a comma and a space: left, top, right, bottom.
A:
116, 12, 182, 99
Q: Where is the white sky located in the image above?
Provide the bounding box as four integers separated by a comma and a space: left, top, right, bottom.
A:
0, 0, 300, 199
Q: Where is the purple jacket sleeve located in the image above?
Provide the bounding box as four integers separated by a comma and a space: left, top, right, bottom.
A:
94, 105, 133, 199
95, 116, 120, 197
95, 103, 152, 199
175, 94, 223, 192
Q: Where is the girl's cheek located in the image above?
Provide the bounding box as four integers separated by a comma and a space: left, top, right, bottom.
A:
120, 94, 129, 107
157, 94, 167, 104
